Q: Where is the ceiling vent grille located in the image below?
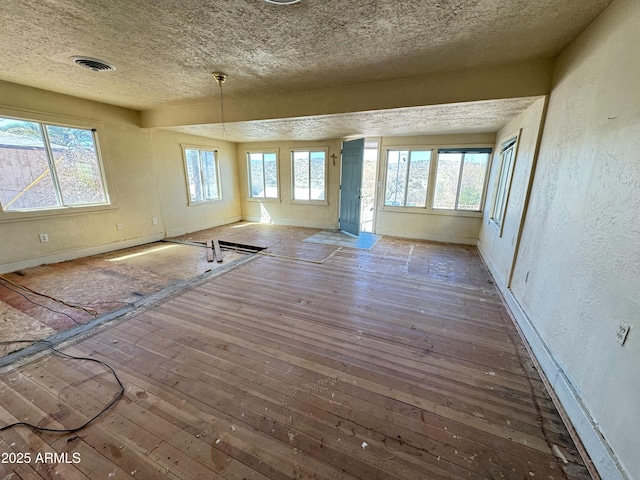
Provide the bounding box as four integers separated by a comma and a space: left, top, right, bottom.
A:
70, 56, 116, 72
262, 0, 302, 4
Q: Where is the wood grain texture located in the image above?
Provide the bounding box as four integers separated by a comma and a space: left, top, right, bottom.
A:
206, 240, 214, 263
213, 240, 223, 263
0, 232, 589, 479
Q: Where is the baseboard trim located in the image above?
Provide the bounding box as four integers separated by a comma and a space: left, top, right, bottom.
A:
1, 217, 245, 274
477, 241, 627, 480
0, 233, 165, 274
164, 216, 242, 239
376, 229, 478, 245
241, 216, 336, 231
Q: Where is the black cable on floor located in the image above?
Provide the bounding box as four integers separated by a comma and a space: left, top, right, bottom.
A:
0, 275, 98, 317
0, 280, 86, 325
0, 339, 124, 433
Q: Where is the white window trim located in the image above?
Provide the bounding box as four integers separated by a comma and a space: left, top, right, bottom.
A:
382, 148, 433, 209
432, 148, 493, 213
246, 148, 280, 203
380, 144, 494, 217
0, 112, 111, 215
181, 144, 222, 205
289, 147, 329, 205
489, 133, 520, 236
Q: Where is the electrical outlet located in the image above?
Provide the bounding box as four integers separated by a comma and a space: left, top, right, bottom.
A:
39, 233, 49, 243
116, 223, 123, 231
152, 217, 158, 225
616, 320, 630, 346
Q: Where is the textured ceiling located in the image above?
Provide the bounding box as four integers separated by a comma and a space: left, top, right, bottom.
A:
0, 0, 612, 141
164, 97, 542, 142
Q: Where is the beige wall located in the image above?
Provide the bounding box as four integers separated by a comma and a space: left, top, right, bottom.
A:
150, 130, 240, 238
237, 140, 342, 229
236, 134, 496, 241
485, 1, 639, 477
478, 97, 546, 283
0, 82, 241, 273
376, 133, 495, 244
0, 83, 496, 275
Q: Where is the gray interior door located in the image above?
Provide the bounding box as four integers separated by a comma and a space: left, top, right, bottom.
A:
339, 138, 365, 236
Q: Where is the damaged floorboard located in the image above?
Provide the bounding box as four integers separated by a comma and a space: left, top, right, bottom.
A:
0, 225, 589, 479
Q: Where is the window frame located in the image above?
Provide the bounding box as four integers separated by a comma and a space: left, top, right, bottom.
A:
181, 145, 222, 206
383, 148, 433, 208
381, 144, 493, 217
490, 135, 519, 235
290, 147, 329, 205
432, 148, 493, 213
246, 149, 280, 202
0, 113, 110, 214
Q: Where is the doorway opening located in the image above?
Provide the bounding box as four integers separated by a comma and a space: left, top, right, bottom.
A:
360, 139, 379, 233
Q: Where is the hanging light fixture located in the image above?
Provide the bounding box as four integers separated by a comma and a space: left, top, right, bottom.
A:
212, 72, 229, 137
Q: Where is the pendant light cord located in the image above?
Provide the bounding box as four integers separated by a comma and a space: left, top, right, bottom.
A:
218, 81, 229, 137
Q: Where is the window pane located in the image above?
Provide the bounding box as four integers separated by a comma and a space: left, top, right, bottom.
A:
0, 118, 109, 212
434, 153, 462, 209
493, 148, 514, 224
249, 153, 265, 197
201, 150, 218, 199
0, 119, 59, 211
384, 150, 408, 206
405, 150, 430, 207
310, 151, 325, 200
0, 118, 59, 211
458, 153, 488, 210
46, 126, 107, 206
185, 148, 203, 202
293, 151, 310, 200
263, 153, 278, 198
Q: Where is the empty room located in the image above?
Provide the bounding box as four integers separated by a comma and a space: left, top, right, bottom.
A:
0, 0, 638, 479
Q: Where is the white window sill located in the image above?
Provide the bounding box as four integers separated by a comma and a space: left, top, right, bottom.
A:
0, 203, 117, 222
288, 200, 329, 206
187, 198, 224, 207
488, 218, 504, 235
247, 197, 281, 203
380, 206, 483, 218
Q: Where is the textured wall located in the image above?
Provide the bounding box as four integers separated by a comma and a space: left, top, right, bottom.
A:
478, 98, 546, 283
0, 82, 241, 272
510, 0, 640, 476
377, 133, 495, 243
236, 140, 342, 230
150, 130, 240, 238
236, 133, 496, 240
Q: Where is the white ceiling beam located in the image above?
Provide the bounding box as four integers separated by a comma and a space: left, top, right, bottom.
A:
141, 58, 554, 129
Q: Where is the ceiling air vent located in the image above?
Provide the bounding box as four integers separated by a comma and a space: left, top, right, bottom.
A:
262, 0, 302, 4
70, 56, 116, 72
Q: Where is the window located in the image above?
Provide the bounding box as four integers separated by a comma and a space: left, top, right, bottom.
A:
183, 147, 220, 204
433, 149, 491, 211
248, 151, 278, 199
384, 150, 432, 207
491, 137, 518, 230
0, 116, 108, 212
292, 149, 326, 201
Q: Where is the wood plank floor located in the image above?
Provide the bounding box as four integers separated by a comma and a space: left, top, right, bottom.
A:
0, 241, 247, 346
0, 233, 590, 479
